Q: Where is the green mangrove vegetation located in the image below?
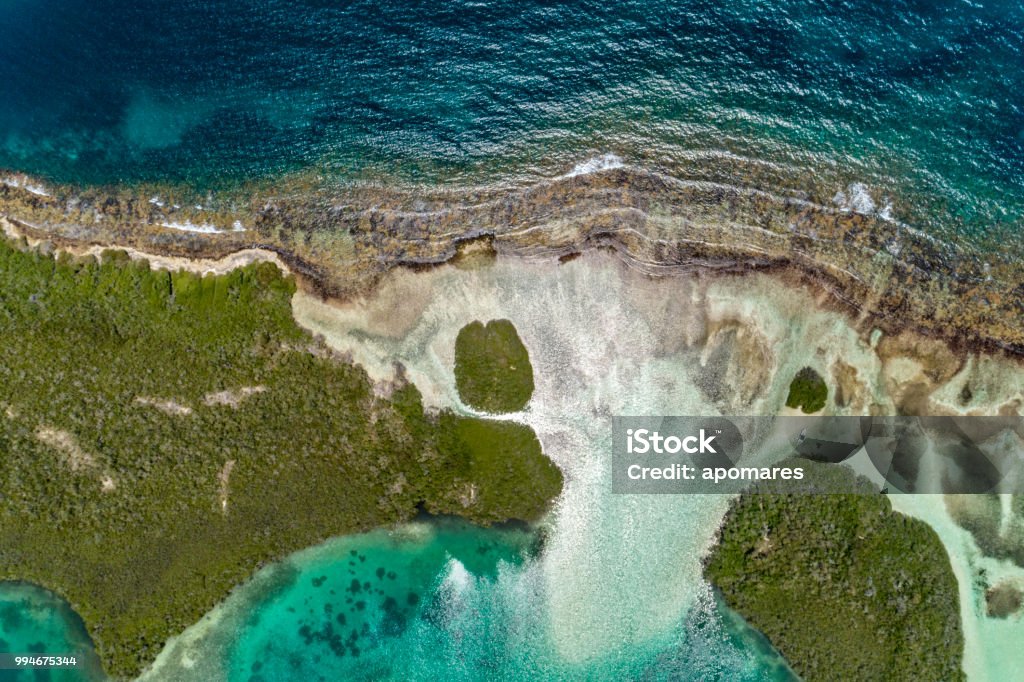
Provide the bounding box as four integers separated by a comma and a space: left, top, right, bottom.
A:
454, 319, 534, 413
435, 416, 561, 523
0, 238, 561, 678
705, 472, 964, 681
785, 367, 828, 413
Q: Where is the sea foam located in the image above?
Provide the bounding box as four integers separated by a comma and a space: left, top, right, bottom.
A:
833, 182, 894, 220
564, 153, 624, 178
158, 220, 245, 234
159, 221, 227, 234
2, 175, 50, 197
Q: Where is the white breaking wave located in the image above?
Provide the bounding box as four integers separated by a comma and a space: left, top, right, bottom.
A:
436, 557, 475, 623
441, 558, 473, 595
2, 175, 50, 197
564, 153, 624, 178
833, 182, 894, 220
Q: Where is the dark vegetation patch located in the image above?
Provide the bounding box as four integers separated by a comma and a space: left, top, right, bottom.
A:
454, 319, 534, 413
705, 467, 964, 681
0, 239, 560, 678
435, 416, 562, 523
986, 582, 1022, 619
785, 367, 828, 413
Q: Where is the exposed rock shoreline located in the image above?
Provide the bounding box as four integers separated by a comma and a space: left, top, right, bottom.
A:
2, 167, 1021, 357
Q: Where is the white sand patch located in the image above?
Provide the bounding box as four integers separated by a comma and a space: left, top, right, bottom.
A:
34, 426, 118, 492
218, 460, 235, 513
35, 426, 95, 472
124, 248, 285, 277
293, 256, 720, 657
134, 396, 193, 416
203, 386, 267, 408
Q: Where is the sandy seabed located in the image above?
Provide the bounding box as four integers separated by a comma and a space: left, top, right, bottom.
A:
286, 250, 1024, 679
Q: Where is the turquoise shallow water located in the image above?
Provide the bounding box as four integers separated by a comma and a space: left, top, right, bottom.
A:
0, 522, 797, 681
1, 0, 1023, 240
149, 520, 797, 682
0, 583, 104, 682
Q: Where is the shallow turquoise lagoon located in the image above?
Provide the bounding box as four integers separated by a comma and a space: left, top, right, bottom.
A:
0, 583, 105, 682
139, 520, 797, 681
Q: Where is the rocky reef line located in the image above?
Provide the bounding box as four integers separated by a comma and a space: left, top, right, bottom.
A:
1, 167, 1022, 357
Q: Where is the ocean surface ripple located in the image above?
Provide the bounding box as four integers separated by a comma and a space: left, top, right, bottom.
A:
1, 0, 1022, 243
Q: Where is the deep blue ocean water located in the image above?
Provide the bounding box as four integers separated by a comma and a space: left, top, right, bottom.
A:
2, 0, 1023, 238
